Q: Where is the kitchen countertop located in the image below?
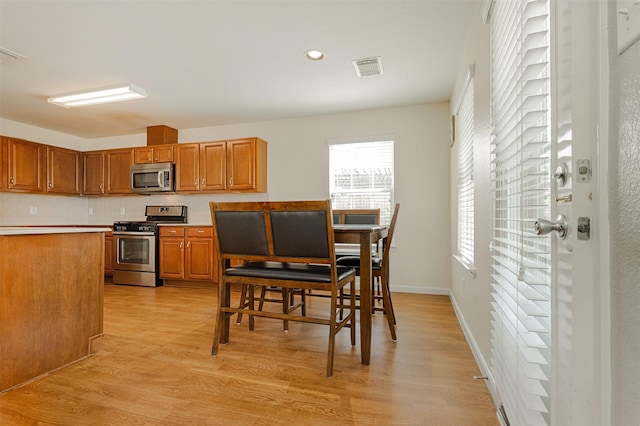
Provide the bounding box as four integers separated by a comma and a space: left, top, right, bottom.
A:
0, 227, 111, 236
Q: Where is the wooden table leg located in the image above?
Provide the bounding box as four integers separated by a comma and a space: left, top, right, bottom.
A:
359, 232, 372, 365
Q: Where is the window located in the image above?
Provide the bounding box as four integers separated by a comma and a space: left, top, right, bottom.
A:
456, 77, 475, 268
489, 0, 552, 425
329, 140, 394, 224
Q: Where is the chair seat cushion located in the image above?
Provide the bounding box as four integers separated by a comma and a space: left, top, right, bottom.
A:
226, 261, 355, 283
336, 255, 382, 269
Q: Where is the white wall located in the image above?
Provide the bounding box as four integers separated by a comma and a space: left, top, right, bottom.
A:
448, 8, 495, 396
607, 0, 640, 423
1, 104, 452, 294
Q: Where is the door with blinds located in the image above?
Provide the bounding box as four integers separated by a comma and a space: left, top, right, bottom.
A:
488, 0, 602, 425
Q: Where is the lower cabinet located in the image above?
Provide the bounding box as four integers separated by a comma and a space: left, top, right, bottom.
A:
104, 232, 113, 275
159, 226, 216, 282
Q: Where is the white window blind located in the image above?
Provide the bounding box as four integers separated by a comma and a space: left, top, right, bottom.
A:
489, 0, 551, 425
457, 79, 475, 267
329, 140, 394, 224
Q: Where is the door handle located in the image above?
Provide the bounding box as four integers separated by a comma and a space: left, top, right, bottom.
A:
534, 214, 567, 239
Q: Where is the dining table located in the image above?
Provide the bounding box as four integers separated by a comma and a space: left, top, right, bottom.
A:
333, 223, 388, 365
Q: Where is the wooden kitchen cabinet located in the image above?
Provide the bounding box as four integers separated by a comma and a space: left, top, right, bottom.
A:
83, 150, 106, 195
174, 143, 200, 192
46, 145, 82, 194
227, 137, 267, 192
0, 137, 6, 189
174, 142, 226, 192
134, 145, 174, 164
174, 138, 266, 193
5, 137, 45, 192
104, 231, 113, 275
105, 148, 134, 194
159, 226, 216, 282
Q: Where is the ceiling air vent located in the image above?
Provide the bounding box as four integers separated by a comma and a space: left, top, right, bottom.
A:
352, 56, 383, 77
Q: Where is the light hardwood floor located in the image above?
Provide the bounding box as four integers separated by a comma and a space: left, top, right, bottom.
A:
0, 284, 498, 425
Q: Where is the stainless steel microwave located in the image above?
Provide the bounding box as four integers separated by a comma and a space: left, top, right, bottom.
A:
130, 162, 175, 193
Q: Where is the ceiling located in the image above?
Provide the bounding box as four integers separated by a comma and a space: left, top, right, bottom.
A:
0, 1, 480, 139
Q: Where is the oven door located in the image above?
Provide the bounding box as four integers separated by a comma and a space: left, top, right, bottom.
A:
113, 232, 156, 273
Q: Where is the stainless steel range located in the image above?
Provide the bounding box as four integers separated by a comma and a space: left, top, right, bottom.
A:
113, 205, 187, 287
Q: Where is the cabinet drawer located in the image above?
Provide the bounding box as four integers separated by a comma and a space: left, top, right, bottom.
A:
187, 227, 212, 237
159, 227, 185, 237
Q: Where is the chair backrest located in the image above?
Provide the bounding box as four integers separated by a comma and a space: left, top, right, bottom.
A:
210, 200, 336, 266
380, 204, 400, 273
332, 208, 380, 225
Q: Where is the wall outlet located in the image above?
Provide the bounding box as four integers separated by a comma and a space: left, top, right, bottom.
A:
120, 207, 126, 215
88, 207, 94, 216
30, 206, 37, 215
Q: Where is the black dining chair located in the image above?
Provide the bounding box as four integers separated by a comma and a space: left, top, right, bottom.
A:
210, 200, 357, 377
337, 203, 400, 341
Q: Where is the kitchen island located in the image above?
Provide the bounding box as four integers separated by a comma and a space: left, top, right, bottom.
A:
0, 227, 108, 393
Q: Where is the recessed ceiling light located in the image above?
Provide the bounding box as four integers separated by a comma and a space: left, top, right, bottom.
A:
47, 84, 146, 108
305, 49, 325, 61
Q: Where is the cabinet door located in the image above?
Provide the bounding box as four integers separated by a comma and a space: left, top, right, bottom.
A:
227, 138, 267, 192
83, 151, 105, 195
47, 146, 81, 194
186, 237, 214, 280
0, 137, 6, 189
159, 237, 185, 279
154, 145, 174, 163
106, 148, 133, 194
134, 147, 154, 164
174, 143, 200, 191
200, 141, 226, 191
104, 235, 113, 275
7, 138, 45, 192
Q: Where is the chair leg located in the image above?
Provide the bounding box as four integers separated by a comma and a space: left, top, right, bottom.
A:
212, 279, 231, 355
326, 287, 338, 377
236, 284, 248, 325
248, 285, 255, 331
281, 288, 289, 331
380, 276, 397, 341
350, 278, 356, 346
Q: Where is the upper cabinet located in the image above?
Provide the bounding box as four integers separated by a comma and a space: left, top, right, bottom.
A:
5, 137, 45, 192
175, 141, 226, 192
227, 138, 267, 192
0, 137, 6, 189
1, 135, 267, 197
105, 148, 134, 194
175, 137, 267, 193
134, 145, 174, 164
46, 146, 81, 195
83, 151, 106, 195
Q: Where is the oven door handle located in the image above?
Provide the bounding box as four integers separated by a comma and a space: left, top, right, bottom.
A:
114, 231, 155, 236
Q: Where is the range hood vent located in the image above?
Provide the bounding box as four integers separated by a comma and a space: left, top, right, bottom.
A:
352, 56, 384, 77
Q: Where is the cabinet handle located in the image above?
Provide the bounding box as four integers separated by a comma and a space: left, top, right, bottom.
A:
49, 182, 53, 188
201, 179, 205, 185
169, 229, 176, 233
10, 177, 14, 184
179, 242, 183, 249
187, 241, 191, 249
229, 177, 233, 185
197, 230, 204, 233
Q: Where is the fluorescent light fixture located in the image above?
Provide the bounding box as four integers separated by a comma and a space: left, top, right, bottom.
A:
47, 84, 146, 108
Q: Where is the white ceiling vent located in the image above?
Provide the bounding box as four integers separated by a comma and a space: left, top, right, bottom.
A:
352, 56, 383, 77
0, 47, 26, 64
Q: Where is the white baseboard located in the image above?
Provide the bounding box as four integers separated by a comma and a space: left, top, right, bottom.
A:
391, 285, 450, 295
449, 293, 500, 407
